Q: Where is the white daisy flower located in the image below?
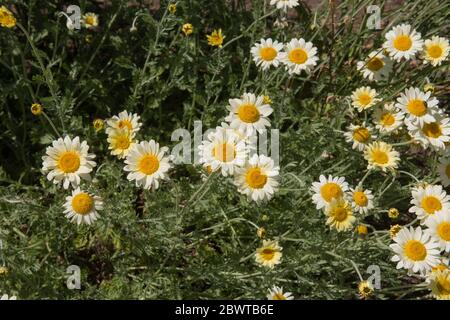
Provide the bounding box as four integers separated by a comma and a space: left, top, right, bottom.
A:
390, 226, 441, 274
325, 197, 356, 232
407, 113, 450, 151
269, 0, 299, 10
124, 140, 172, 190
0, 294, 17, 300
311, 175, 349, 210
364, 141, 400, 172
425, 211, 450, 252
82, 12, 99, 29
63, 188, 103, 225
251, 38, 284, 70
373, 103, 404, 133
357, 50, 392, 81
234, 154, 279, 203
107, 128, 137, 159
351, 86, 380, 112
383, 23, 424, 62
281, 38, 319, 75
438, 157, 450, 187
42, 136, 96, 189
106, 110, 142, 135
422, 36, 449, 67
225, 93, 273, 136
344, 123, 375, 151
395, 87, 439, 127
266, 286, 294, 300
255, 239, 282, 268
198, 126, 248, 177
349, 185, 374, 214
409, 184, 450, 222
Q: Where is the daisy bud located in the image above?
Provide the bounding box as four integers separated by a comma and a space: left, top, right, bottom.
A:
30, 103, 43, 116
257, 227, 266, 239
388, 208, 400, 219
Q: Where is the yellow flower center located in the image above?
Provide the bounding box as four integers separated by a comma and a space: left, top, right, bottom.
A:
213, 143, 236, 162
260, 248, 275, 261
71, 193, 94, 215
421, 196, 442, 214
272, 293, 286, 300
371, 150, 389, 164
246, 167, 268, 189
115, 135, 131, 150
393, 35, 412, 51
353, 191, 368, 207
260, 47, 277, 61
407, 99, 427, 117
332, 206, 349, 222
422, 122, 442, 138
118, 119, 133, 131
85, 16, 95, 26
437, 222, 450, 241
353, 127, 371, 143
288, 48, 308, 64
320, 183, 343, 202
238, 103, 260, 123
58, 151, 81, 173
380, 113, 395, 126
404, 240, 427, 261
138, 154, 160, 175
367, 57, 384, 71
358, 93, 372, 106
427, 44, 443, 59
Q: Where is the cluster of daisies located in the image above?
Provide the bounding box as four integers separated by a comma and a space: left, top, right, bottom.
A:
309, 23, 449, 300
347, 26, 449, 177
311, 175, 373, 233
41, 110, 173, 225
251, 38, 319, 74
390, 184, 450, 300
357, 23, 448, 83
197, 92, 280, 204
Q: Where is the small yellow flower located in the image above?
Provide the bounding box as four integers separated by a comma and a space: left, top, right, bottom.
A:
207, 29, 225, 48
388, 208, 400, 219
30, 103, 43, 116
263, 95, 272, 105
261, 214, 269, 222
389, 224, 402, 238
255, 239, 282, 268
356, 225, 368, 235
358, 281, 374, 299
0, 266, 8, 276
0, 6, 16, 28
93, 119, 104, 132
424, 83, 435, 93
168, 4, 177, 14
257, 227, 266, 239
182, 23, 193, 36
